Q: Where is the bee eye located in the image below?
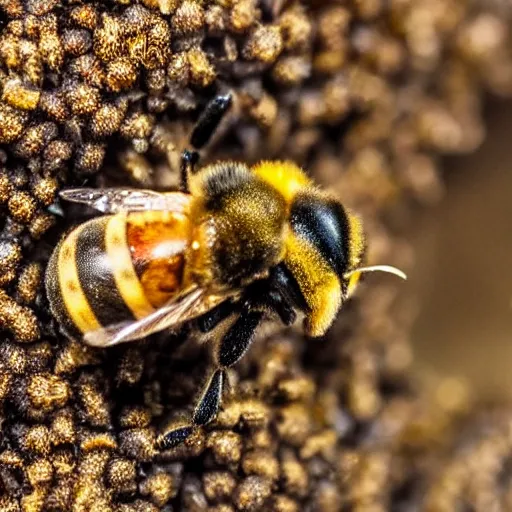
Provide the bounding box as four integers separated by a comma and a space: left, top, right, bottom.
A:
289, 194, 350, 279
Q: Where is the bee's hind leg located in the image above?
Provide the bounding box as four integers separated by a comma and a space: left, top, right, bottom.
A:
179, 92, 233, 192
156, 283, 296, 451
156, 308, 263, 450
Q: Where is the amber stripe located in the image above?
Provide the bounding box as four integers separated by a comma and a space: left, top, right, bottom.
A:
57, 223, 101, 334
45, 238, 81, 339
105, 214, 155, 319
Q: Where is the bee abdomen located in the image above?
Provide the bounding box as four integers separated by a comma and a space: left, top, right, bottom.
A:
46, 215, 155, 338
75, 217, 137, 327
46, 237, 83, 339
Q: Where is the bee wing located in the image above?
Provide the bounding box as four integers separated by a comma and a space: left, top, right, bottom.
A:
83, 286, 235, 348
59, 188, 191, 214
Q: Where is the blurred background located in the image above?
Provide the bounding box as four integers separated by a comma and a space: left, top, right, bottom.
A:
410, 98, 512, 405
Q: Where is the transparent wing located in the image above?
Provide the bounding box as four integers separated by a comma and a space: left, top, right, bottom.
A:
60, 188, 191, 214
83, 286, 236, 348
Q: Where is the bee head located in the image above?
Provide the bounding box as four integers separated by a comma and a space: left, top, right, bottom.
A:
285, 190, 404, 337
250, 160, 405, 336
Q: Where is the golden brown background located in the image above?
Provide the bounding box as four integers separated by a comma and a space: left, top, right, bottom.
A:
412, 99, 512, 405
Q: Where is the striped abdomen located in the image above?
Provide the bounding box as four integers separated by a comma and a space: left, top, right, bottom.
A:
46, 211, 192, 340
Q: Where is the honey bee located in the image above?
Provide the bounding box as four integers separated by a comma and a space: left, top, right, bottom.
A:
45, 93, 405, 449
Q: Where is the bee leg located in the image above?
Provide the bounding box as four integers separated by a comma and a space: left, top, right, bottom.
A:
196, 299, 238, 333
192, 367, 226, 426
194, 310, 263, 419
179, 93, 233, 192
179, 149, 199, 192
217, 310, 264, 370
156, 371, 228, 450
156, 309, 264, 450
190, 93, 233, 152
156, 425, 195, 450
157, 368, 226, 450
193, 310, 264, 426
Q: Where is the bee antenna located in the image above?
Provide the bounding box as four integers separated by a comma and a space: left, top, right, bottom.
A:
344, 265, 407, 280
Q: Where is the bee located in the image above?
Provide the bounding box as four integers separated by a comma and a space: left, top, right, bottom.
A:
45, 93, 405, 449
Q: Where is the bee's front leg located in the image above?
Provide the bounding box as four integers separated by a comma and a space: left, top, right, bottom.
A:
189, 93, 232, 152
179, 92, 233, 192
179, 149, 199, 192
